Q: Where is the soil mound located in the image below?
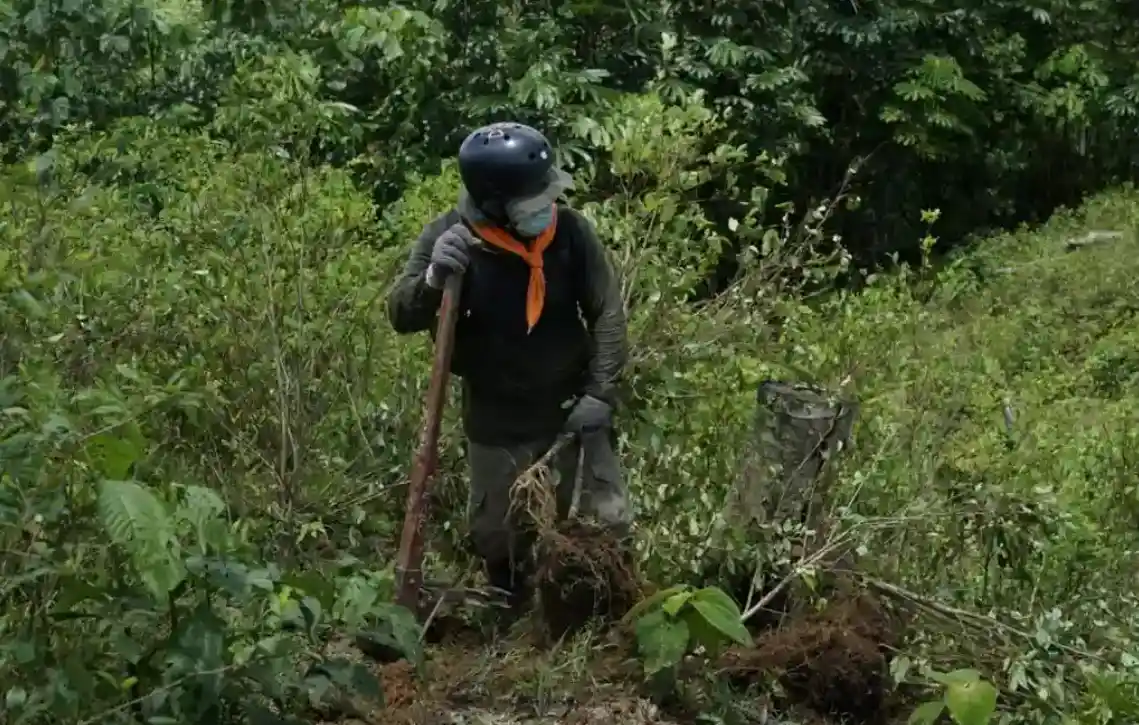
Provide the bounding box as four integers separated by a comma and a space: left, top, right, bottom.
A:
535, 519, 641, 640
720, 594, 898, 721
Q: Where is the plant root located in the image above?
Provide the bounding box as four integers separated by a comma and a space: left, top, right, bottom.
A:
719, 593, 899, 721
536, 519, 641, 641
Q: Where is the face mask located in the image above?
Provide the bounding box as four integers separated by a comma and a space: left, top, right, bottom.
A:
511, 205, 555, 237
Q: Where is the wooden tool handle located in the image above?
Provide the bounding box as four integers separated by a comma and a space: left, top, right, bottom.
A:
395, 273, 463, 614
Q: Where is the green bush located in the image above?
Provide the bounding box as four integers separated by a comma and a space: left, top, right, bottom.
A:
4, 0, 1138, 264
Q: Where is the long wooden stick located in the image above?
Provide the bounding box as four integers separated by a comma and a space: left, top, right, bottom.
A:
395, 273, 463, 614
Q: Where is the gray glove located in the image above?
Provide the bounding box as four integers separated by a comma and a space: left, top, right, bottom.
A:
563, 394, 612, 433
426, 223, 475, 288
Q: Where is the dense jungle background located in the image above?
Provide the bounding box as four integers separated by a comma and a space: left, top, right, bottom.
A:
2, 0, 1139, 723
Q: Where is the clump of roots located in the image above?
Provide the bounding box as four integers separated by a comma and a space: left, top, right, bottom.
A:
719, 593, 899, 721
508, 441, 562, 539
508, 437, 640, 641
536, 519, 640, 640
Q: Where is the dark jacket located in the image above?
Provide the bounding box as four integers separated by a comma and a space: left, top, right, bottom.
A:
387, 204, 627, 446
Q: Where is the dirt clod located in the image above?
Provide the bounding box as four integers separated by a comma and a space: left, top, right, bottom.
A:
535, 520, 641, 640
719, 594, 898, 721
377, 659, 444, 724
378, 660, 419, 709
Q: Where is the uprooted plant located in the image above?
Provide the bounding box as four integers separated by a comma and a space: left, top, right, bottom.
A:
508, 435, 641, 641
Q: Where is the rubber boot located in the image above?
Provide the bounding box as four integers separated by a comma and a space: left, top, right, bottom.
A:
485, 558, 533, 634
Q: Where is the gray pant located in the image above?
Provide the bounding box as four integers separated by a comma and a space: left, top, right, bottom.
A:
467, 429, 631, 569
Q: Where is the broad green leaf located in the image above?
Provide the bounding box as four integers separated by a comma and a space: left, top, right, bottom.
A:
169, 604, 226, 707
5, 686, 27, 708
84, 432, 141, 480
687, 586, 753, 648
175, 603, 227, 670
907, 700, 945, 725
362, 602, 424, 666
281, 570, 336, 611
97, 480, 168, 545
53, 578, 108, 611
662, 590, 694, 616
301, 596, 323, 640
621, 584, 691, 626
143, 549, 185, 600
303, 674, 334, 709
334, 575, 382, 628
110, 629, 144, 662
685, 608, 729, 658
634, 608, 690, 676
319, 658, 384, 703
244, 662, 290, 701
945, 679, 998, 725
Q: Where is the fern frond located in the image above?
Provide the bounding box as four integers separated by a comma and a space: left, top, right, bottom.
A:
98, 480, 185, 599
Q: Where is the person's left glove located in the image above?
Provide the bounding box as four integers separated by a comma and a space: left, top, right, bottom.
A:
563, 394, 612, 433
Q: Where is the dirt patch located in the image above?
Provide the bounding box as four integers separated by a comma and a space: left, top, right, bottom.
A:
562, 695, 684, 725
718, 594, 898, 721
375, 660, 427, 723
423, 611, 488, 648
535, 520, 641, 641
363, 627, 654, 724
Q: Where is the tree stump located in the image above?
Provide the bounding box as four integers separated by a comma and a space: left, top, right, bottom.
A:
713, 380, 859, 623
730, 380, 858, 532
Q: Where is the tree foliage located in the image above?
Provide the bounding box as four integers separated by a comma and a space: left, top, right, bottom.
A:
3, 0, 1138, 260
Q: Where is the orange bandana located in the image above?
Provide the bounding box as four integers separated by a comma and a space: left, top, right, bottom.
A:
472, 207, 558, 332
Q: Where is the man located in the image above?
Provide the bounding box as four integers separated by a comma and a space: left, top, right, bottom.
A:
387, 121, 631, 614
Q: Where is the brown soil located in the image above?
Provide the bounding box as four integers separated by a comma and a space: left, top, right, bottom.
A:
718, 594, 899, 721
376, 660, 434, 724
534, 520, 642, 641
354, 593, 902, 725
365, 626, 655, 724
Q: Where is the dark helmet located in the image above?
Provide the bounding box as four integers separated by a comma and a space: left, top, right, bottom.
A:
457, 122, 556, 208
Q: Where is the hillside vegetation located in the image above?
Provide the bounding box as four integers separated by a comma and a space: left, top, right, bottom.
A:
2, 1, 1139, 724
